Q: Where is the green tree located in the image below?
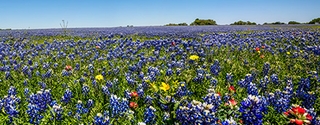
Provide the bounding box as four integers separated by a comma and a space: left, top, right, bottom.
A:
230, 20, 256, 25
308, 18, 320, 24
165, 23, 188, 26
190, 18, 217, 25
288, 21, 300, 24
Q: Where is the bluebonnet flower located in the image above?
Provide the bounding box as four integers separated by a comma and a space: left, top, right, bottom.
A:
79, 77, 86, 83
226, 73, 233, 83
137, 88, 144, 98
24, 88, 30, 98
175, 82, 190, 98
221, 117, 237, 125
176, 100, 218, 125
210, 78, 218, 87
271, 89, 291, 113
166, 68, 173, 76
210, 59, 220, 76
247, 82, 258, 95
1, 95, 20, 123
102, 85, 110, 95
302, 91, 317, 109
144, 95, 153, 105
27, 103, 43, 124
271, 74, 279, 84
51, 104, 63, 121
262, 62, 270, 76
124, 89, 131, 99
82, 84, 90, 95
94, 113, 110, 125
144, 106, 156, 124
307, 108, 320, 125
87, 99, 94, 108
92, 80, 97, 87
5, 71, 11, 79
110, 95, 129, 117
75, 100, 87, 120
239, 95, 268, 125
61, 70, 71, 76
203, 88, 222, 112
75, 63, 80, 70
61, 89, 72, 104
8, 86, 17, 96
28, 89, 53, 112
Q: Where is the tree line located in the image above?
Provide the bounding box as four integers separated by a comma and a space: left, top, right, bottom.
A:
165, 18, 320, 26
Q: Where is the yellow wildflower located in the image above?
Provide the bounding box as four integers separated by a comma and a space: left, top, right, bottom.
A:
257, 51, 261, 54
189, 55, 199, 61
181, 83, 185, 87
287, 52, 290, 55
160, 82, 170, 92
95, 74, 104, 81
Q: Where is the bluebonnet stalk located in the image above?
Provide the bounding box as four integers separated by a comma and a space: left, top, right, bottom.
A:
210, 59, 220, 76
75, 100, 87, 120
27, 103, 43, 124
210, 78, 218, 87
144, 95, 153, 105
221, 117, 237, 125
82, 84, 90, 95
94, 113, 110, 125
226, 73, 233, 83
109, 95, 129, 117
239, 95, 268, 125
51, 104, 63, 121
247, 82, 258, 95
144, 106, 156, 124
61, 88, 72, 104
102, 85, 110, 95
271, 74, 279, 84
262, 62, 270, 76
87, 99, 94, 109
176, 100, 218, 125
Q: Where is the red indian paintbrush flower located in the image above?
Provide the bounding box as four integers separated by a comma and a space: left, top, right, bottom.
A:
295, 119, 303, 125
228, 86, 236, 93
129, 102, 138, 109
130, 91, 138, 98
284, 105, 312, 125
65, 65, 72, 71
255, 47, 260, 51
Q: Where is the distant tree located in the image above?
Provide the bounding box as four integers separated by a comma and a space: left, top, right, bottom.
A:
230, 20, 256, 25
178, 23, 188, 26
288, 21, 301, 24
308, 18, 320, 24
272, 22, 285, 25
190, 18, 217, 25
263, 22, 285, 25
165, 23, 188, 26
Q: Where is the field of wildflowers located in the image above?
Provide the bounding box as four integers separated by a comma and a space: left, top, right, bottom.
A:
0, 25, 319, 125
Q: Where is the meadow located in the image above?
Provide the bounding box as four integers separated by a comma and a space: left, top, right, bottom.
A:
0, 25, 319, 125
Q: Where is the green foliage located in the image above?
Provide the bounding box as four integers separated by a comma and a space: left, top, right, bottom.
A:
309, 18, 320, 24
190, 18, 217, 25
263, 22, 286, 25
230, 20, 257, 25
288, 21, 301, 24
165, 23, 188, 26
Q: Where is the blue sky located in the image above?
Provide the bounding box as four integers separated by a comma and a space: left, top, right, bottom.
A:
0, 0, 319, 29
